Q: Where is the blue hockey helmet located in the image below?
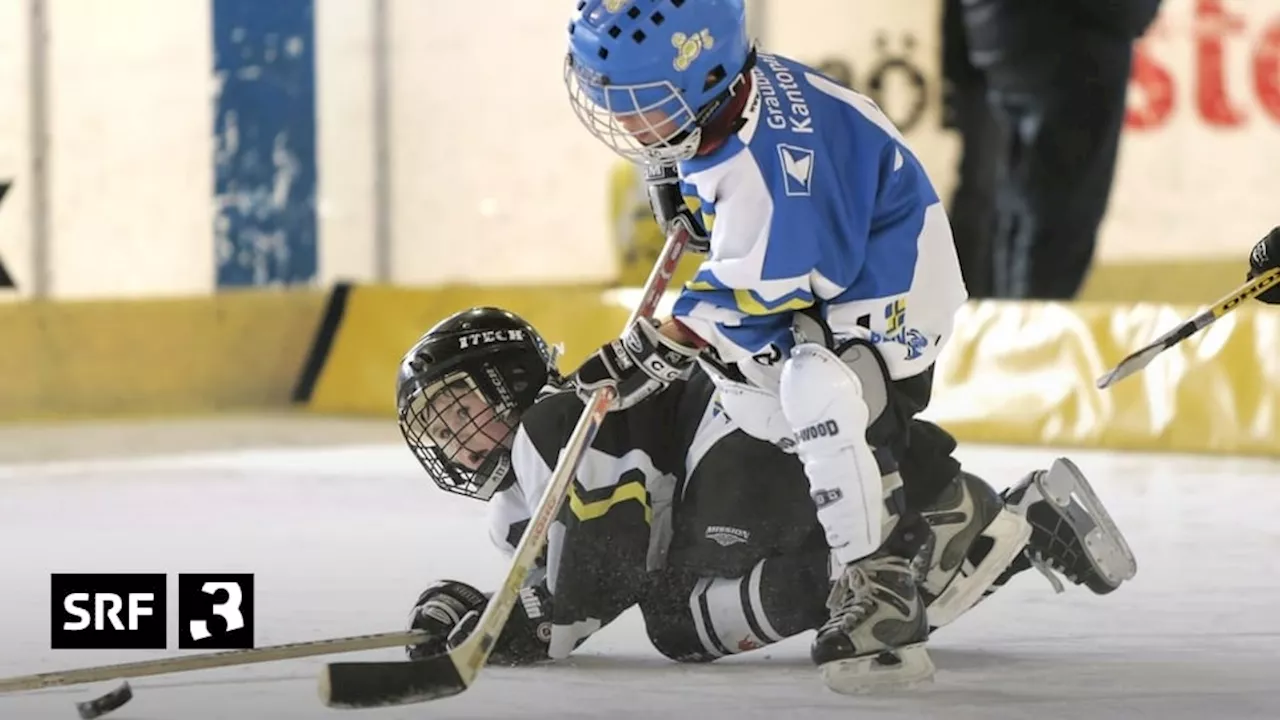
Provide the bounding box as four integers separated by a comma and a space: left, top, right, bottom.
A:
564, 0, 753, 164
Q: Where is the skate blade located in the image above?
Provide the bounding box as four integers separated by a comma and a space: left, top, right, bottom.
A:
819, 644, 935, 695
927, 507, 1031, 628
1039, 458, 1138, 585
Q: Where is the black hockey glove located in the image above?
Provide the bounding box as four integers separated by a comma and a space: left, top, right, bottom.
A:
405, 579, 554, 666
571, 318, 699, 412
405, 579, 488, 660
645, 162, 710, 253
1247, 226, 1280, 304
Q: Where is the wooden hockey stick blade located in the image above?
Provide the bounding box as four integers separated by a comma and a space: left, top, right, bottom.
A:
1096, 266, 1280, 389
0, 629, 428, 694
317, 173, 694, 710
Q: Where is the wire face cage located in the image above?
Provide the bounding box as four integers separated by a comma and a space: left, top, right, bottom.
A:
564, 55, 704, 164
399, 369, 518, 500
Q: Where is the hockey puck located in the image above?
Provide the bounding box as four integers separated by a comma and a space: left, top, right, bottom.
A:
76, 681, 133, 719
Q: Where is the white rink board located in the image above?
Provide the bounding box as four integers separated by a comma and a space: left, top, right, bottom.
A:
383, 0, 618, 286
1, 430, 1278, 719
44, 0, 214, 299
1101, 0, 1280, 260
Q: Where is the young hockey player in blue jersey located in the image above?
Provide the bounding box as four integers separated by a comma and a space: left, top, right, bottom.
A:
561, 0, 1136, 693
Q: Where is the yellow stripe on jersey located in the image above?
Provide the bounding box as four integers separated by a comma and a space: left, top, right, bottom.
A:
682, 281, 816, 317
568, 479, 652, 524
732, 289, 814, 315
683, 194, 715, 232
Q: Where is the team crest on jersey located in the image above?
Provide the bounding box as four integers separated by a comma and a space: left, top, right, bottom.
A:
672, 30, 714, 71
776, 144, 814, 197
602, 0, 628, 12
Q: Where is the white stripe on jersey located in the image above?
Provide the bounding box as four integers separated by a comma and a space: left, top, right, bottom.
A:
487, 424, 551, 557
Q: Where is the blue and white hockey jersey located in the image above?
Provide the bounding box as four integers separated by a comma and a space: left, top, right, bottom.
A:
672, 53, 967, 382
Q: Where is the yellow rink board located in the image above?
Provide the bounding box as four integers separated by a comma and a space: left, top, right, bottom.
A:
1, 274, 1276, 458
0, 289, 327, 422
301, 283, 1280, 458
924, 301, 1280, 456
297, 283, 637, 416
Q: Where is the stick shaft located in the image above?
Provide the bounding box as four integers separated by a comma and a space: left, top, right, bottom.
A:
6, 166, 697, 702
319, 165, 696, 708
446, 194, 694, 684
1096, 267, 1280, 389
0, 630, 428, 693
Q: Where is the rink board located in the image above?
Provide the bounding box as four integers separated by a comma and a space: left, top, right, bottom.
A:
300, 283, 1280, 458
0, 289, 326, 421
1, 282, 1277, 458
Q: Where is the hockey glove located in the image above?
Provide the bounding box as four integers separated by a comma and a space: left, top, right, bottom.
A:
1247, 226, 1280, 304
405, 579, 487, 660
646, 163, 710, 253
571, 318, 700, 412
405, 579, 554, 666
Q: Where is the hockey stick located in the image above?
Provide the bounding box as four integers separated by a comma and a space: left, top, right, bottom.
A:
318, 164, 694, 710
0, 629, 430, 693
1096, 266, 1280, 389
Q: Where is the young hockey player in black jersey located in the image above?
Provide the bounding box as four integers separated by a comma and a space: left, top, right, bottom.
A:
393, 306, 1136, 681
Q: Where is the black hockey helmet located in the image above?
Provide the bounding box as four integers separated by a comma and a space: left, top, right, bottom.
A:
396, 307, 559, 500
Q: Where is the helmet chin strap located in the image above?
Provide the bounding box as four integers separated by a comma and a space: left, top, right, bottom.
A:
451, 443, 513, 499
641, 45, 757, 161
695, 72, 754, 157
694, 46, 758, 156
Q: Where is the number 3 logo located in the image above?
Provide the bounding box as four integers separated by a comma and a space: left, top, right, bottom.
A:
189, 581, 244, 641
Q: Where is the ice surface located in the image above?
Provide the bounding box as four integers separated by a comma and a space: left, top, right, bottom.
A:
2, 420, 1278, 720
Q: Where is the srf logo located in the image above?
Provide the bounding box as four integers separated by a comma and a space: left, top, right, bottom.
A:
50, 573, 257, 651
51, 574, 167, 650
178, 574, 255, 649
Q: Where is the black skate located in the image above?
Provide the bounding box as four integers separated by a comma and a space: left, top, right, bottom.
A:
1002, 457, 1137, 594
917, 472, 1031, 628
812, 518, 934, 694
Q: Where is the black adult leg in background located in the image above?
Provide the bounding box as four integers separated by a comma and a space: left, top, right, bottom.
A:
941, 0, 1001, 299
987, 44, 1133, 300
946, 75, 1002, 299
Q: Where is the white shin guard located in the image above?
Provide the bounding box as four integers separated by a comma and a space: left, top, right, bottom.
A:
780, 342, 896, 566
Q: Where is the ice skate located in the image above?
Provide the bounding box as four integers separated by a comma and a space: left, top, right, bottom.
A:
812, 517, 934, 694
917, 471, 1032, 628
1003, 457, 1137, 593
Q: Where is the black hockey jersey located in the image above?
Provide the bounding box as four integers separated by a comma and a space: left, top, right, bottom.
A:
490, 368, 737, 658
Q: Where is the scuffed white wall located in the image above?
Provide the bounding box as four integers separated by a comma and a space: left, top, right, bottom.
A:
46, 0, 214, 298
0, 0, 31, 299
0, 0, 1273, 300
1100, 0, 1280, 261
315, 0, 377, 284
385, 0, 617, 285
